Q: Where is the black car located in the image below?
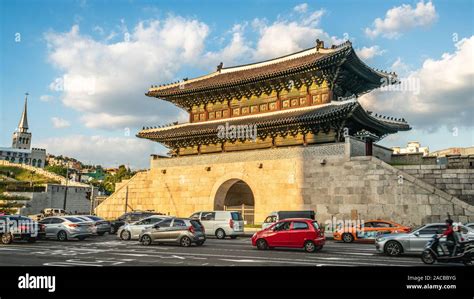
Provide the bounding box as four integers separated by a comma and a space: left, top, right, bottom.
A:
109, 211, 161, 234
0, 215, 39, 244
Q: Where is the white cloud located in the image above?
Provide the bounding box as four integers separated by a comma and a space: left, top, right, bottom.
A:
40, 95, 54, 102
251, 14, 339, 60
356, 45, 386, 60
294, 3, 308, 14
360, 36, 474, 131
36, 135, 162, 169
44, 17, 210, 130
51, 117, 71, 128
365, 1, 437, 39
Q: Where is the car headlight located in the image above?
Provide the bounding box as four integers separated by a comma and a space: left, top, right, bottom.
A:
376, 237, 386, 242
252, 233, 257, 238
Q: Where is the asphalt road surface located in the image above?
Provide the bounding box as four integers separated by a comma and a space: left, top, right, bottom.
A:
0, 234, 434, 267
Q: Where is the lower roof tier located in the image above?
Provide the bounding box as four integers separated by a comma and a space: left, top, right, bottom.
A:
137, 100, 410, 150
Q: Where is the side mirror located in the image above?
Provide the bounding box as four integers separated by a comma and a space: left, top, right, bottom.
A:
414, 232, 420, 237
153, 225, 160, 229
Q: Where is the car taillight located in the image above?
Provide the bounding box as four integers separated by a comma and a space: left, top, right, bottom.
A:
229, 219, 234, 229
67, 223, 79, 227
188, 226, 195, 233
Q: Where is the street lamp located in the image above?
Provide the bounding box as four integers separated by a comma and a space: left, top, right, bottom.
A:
63, 167, 69, 211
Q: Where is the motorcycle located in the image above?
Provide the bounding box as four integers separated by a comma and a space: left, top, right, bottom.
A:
421, 234, 474, 266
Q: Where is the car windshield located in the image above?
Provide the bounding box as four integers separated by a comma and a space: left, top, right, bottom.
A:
412, 225, 425, 233
65, 217, 82, 223
86, 216, 102, 221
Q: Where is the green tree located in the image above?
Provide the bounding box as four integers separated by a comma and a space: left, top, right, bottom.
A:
44, 165, 68, 177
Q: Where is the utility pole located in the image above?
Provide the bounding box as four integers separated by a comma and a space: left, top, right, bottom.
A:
124, 185, 129, 213
89, 184, 95, 215
63, 167, 69, 211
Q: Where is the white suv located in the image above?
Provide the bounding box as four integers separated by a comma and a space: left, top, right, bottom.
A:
190, 211, 244, 239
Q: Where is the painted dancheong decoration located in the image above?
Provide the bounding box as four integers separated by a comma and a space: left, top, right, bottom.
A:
138, 40, 410, 157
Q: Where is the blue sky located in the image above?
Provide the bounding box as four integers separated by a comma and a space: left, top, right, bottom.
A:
0, 0, 473, 168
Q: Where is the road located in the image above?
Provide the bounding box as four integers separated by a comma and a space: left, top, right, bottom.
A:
0, 234, 434, 267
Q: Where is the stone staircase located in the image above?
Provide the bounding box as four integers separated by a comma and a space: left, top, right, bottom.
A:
95, 171, 151, 219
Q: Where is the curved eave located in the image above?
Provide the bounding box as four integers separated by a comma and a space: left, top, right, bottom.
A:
137, 101, 358, 141
350, 105, 411, 135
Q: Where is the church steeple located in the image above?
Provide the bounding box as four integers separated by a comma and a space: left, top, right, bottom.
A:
12, 93, 32, 150
18, 93, 29, 133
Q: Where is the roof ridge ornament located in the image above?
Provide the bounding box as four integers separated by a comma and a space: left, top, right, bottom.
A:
216, 62, 223, 72
315, 39, 325, 51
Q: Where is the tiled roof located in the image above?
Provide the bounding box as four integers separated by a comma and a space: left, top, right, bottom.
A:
137, 100, 410, 140
146, 41, 394, 99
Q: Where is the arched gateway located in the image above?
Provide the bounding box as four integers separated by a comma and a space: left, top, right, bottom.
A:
213, 179, 255, 224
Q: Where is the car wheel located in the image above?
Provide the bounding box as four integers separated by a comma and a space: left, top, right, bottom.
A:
180, 236, 192, 247
27, 237, 36, 243
304, 241, 316, 253
1, 233, 13, 245
342, 233, 354, 243
215, 229, 226, 239
120, 230, 131, 241
384, 241, 403, 257
421, 250, 436, 264
230, 236, 238, 239
256, 239, 268, 250
110, 226, 117, 234
196, 241, 205, 246
141, 235, 152, 246
77, 236, 87, 241
97, 232, 105, 236
57, 231, 68, 241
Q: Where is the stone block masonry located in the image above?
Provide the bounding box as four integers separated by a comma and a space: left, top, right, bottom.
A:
96, 144, 474, 226
395, 165, 474, 206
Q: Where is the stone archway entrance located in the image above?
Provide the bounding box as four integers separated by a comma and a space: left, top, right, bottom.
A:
214, 179, 255, 224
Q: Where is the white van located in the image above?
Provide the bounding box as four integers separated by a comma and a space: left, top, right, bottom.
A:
190, 211, 244, 239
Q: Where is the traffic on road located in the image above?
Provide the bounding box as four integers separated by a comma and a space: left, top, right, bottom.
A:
0, 210, 473, 266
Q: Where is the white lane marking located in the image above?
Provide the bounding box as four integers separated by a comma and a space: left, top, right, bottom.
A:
220, 259, 259, 263
111, 250, 414, 267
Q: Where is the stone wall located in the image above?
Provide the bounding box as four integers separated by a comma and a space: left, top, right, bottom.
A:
7, 184, 96, 215
391, 153, 437, 165
394, 165, 474, 206
96, 144, 474, 225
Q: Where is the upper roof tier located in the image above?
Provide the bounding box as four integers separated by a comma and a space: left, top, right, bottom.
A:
146, 40, 397, 109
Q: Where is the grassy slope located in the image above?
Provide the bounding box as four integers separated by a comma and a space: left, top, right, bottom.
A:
0, 165, 60, 184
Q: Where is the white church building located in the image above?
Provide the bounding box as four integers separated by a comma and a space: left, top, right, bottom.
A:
0, 94, 46, 167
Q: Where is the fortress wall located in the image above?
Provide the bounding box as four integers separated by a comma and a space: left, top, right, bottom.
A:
96, 144, 474, 225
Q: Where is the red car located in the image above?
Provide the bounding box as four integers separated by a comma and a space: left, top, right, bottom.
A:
251, 218, 325, 253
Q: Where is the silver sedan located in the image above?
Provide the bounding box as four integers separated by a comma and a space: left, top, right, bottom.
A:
118, 215, 170, 240
38, 216, 93, 241
74, 215, 111, 236
375, 223, 474, 256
